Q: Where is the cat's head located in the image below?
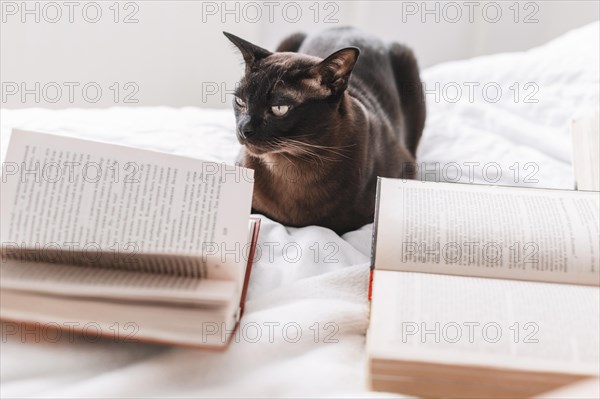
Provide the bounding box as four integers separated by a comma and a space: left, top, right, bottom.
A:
223, 32, 359, 156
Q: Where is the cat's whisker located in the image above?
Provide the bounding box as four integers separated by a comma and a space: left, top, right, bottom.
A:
284, 137, 354, 151
286, 136, 357, 151
275, 141, 332, 165
282, 139, 354, 161
285, 142, 331, 159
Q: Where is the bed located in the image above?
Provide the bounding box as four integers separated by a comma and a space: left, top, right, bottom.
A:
1, 21, 598, 398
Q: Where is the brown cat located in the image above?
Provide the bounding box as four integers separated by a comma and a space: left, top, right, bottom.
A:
224, 28, 425, 234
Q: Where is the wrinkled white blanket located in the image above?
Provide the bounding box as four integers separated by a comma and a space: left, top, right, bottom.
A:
1, 21, 598, 398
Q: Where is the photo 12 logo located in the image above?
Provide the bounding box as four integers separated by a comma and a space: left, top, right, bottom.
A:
202, 240, 340, 265
1, 241, 140, 266
400, 321, 540, 344
2, 321, 139, 343
400, 1, 540, 24
1, 1, 140, 24
202, 321, 340, 344
1, 82, 140, 105
412, 161, 540, 184
418, 81, 540, 104
400, 241, 540, 267
200, 1, 340, 24
1, 159, 141, 185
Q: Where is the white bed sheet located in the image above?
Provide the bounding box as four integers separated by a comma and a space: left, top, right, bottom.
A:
1, 21, 598, 398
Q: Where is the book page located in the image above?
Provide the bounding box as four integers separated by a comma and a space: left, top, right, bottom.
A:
0, 259, 237, 306
368, 270, 600, 375
1, 129, 254, 281
1, 289, 239, 347
572, 112, 600, 191
374, 179, 600, 286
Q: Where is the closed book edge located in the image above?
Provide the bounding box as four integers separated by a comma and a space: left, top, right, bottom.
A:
1, 217, 262, 350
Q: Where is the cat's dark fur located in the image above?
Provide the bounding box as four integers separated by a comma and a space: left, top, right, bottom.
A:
224, 28, 425, 234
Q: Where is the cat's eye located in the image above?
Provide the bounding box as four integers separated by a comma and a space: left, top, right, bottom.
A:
234, 96, 246, 108
271, 105, 289, 117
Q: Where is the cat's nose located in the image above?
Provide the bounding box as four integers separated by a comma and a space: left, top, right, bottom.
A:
238, 127, 254, 140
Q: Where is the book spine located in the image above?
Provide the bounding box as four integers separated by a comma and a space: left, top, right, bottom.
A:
368, 268, 374, 301
238, 217, 261, 318
370, 177, 383, 271
367, 178, 383, 302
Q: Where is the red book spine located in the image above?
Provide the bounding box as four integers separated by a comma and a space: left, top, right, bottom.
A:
368, 268, 374, 301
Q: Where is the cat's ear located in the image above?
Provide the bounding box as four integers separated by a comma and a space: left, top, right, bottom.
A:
311, 47, 360, 94
223, 32, 272, 67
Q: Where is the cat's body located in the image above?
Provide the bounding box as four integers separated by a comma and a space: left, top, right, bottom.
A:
225, 28, 425, 234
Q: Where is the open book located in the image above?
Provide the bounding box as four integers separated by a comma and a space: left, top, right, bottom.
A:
1, 129, 259, 348
368, 178, 600, 398
572, 112, 600, 191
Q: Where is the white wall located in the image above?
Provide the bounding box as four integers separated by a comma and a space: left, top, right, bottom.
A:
1, 0, 598, 109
